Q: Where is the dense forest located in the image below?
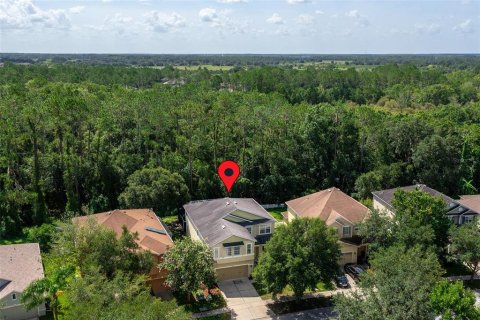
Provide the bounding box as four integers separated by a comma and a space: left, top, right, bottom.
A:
2, 53, 480, 68
1, 56, 479, 237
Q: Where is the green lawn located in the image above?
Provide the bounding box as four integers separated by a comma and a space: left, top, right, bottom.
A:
268, 209, 285, 222
162, 215, 179, 224
252, 281, 334, 301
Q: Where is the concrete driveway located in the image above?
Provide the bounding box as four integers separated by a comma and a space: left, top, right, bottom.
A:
218, 278, 274, 320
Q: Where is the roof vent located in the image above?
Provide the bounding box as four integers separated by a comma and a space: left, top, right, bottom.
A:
234, 201, 238, 204
221, 225, 226, 229
144, 226, 167, 235
226, 201, 230, 205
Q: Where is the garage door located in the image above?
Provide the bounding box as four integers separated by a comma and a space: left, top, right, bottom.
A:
340, 252, 354, 266
216, 265, 249, 281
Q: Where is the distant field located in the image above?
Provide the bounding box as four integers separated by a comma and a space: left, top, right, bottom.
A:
149, 65, 234, 71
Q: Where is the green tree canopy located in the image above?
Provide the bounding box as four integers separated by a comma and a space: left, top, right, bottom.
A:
52, 220, 153, 279
253, 218, 340, 299
430, 280, 480, 320
359, 190, 452, 258
334, 245, 443, 320
64, 272, 190, 320
118, 167, 190, 216
159, 237, 216, 297
392, 189, 451, 255
450, 221, 480, 280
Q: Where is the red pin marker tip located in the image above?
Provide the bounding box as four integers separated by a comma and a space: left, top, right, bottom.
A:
218, 160, 240, 193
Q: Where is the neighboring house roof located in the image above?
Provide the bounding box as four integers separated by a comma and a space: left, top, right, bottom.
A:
457, 195, 480, 215
73, 209, 174, 256
0, 243, 45, 300
184, 198, 274, 246
372, 184, 457, 213
285, 187, 368, 224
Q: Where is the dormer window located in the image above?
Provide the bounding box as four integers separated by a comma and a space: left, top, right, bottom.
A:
259, 224, 271, 235
342, 226, 351, 237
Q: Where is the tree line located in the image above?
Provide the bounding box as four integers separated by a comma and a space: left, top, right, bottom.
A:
0, 61, 479, 237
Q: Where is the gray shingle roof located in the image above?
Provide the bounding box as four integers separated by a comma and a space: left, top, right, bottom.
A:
372, 184, 457, 213
184, 198, 274, 246
0, 243, 45, 300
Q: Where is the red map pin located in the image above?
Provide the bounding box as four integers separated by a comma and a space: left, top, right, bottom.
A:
218, 160, 240, 193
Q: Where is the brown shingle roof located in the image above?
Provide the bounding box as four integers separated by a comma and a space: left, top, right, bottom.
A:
457, 195, 480, 214
73, 209, 174, 256
0, 243, 45, 300
286, 187, 368, 224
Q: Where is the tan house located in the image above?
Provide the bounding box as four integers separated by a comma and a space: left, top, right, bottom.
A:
0, 243, 46, 320
285, 187, 369, 266
73, 209, 174, 296
183, 198, 276, 281
372, 184, 480, 224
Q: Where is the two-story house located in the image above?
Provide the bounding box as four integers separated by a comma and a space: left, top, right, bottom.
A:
372, 184, 480, 224
285, 187, 369, 266
73, 209, 174, 297
0, 243, 47, 320
183, 198, 276, 281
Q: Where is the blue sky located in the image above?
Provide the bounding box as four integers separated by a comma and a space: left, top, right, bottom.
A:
1, 0, 479, 53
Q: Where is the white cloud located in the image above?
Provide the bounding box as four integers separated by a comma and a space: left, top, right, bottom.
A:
287, 0, 310, 4
198, 8, 247, 34
453, 19, 474, 33
267, 13, 283, 24
217, 0, 247, 3
345, 9, 369, 27
345, 10, 360, 18
0, 0, 71, 30
296, 14, 314, 25
199, 8, 218, 22
415, 23, 441, 34
69, 6, 85, 14
315, 10, 324, 15
144, 11, 186, 33
100, 13, 133, 34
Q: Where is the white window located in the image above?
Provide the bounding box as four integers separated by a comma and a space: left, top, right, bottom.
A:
259, 224, 271, 235
246, 226, 252, 234
226, 246, 241, 256
12, 293, 16, 301
342, 226, 351, 237
463, 216, 474, 224
246, 243, 252, 255
213, 247, 219, 259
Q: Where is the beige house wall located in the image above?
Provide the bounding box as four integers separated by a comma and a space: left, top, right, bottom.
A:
186, 216, 202, 241
286, 207, 297, 223
212, 235, 255, 264
372, 199, 395, 217
0, 294, 46, 320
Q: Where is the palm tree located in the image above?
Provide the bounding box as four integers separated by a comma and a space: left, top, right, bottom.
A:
21, 265, 74, 320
